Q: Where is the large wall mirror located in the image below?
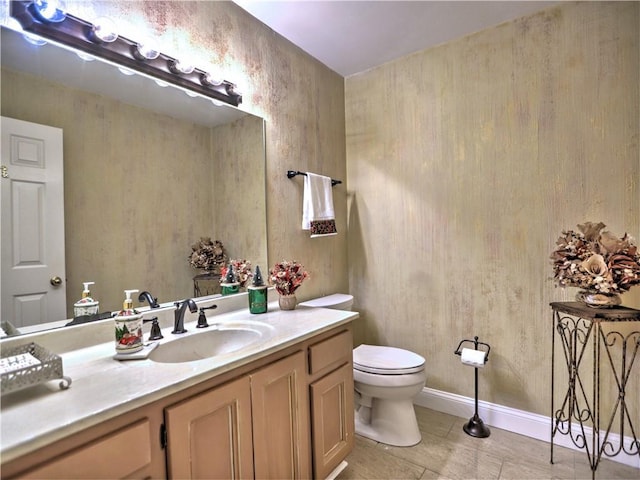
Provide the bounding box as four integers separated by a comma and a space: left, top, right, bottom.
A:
1, 26, 267, 337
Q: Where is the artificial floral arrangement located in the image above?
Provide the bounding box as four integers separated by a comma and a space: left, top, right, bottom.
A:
189, 237, 227, 273
269, 260, 309, 296
550, 222, 640, 294
220, 260, 253, 288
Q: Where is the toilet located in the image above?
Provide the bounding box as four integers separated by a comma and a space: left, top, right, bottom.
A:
298, 294, 427, 447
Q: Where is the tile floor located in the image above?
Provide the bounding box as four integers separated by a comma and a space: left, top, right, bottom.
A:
337, 406, 640, 479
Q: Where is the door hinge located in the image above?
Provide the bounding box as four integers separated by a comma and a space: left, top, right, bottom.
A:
160, 423, 167, 449
1, 165, 8, 178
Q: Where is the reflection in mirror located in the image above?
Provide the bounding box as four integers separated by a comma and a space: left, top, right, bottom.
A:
0, 26, 267, 337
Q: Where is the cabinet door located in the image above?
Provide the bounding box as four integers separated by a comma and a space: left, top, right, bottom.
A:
250, 350, 311, 479
165, 376, 254, 480
14, 419, 152, 480
310, 363, 355, 480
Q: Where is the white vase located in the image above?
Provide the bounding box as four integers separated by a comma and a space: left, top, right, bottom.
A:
576, 290, 621, 308
278, 294, 297, 311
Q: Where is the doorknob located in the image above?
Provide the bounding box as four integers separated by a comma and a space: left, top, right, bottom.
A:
50, 276, 63, 286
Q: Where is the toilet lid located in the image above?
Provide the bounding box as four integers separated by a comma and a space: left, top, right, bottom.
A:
353, 344, 425, 375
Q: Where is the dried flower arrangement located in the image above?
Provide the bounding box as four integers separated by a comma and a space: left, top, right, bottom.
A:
189, 238, 227, 273
269, 260, 309, 296
550, 222, 640, 294
220, 260, 253, 288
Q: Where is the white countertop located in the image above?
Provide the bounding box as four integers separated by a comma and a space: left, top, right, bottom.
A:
0, 303, 358, 463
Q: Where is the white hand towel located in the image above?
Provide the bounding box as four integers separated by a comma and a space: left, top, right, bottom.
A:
302, 172, 337, 238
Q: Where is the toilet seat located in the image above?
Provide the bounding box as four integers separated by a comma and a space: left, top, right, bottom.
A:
353, 344, 425, 375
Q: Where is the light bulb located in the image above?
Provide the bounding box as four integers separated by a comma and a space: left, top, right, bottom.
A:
170, 58, 195, 75
118, 66, 135, 76
91, 17, 118, 43
76, 51, 96, 61
31, 0, 66, 23
134, 40, 160, 60
201, 72, 222, 87
22, 33, 47, 46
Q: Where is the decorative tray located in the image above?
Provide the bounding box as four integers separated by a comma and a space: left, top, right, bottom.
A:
0, 342, 72, 395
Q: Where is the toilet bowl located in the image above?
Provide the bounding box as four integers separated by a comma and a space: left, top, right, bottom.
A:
353, 344, 426, 446
299, 294, 427, 447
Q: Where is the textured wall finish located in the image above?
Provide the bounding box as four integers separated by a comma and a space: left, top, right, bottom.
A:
346, 1, 639, 421
1, 68, 264, 314
212, 115, 267, 266
86, 0, 350, 301
1, 1, 348, 313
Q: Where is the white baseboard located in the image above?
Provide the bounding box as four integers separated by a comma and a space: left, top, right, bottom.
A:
414, 387, 640, 470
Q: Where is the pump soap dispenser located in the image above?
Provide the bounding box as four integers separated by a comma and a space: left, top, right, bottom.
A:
247, 266, 268, 314
73, 282, 99, 318
114, 289, 143, 354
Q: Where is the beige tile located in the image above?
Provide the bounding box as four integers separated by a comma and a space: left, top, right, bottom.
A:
414, 406, 457, 439
446, 415, 575, 467
338, 435, 426, 479
499, 457, 575, 479
573, 454, 640, 480
377, 432, 503, 479
418, 467, 447, 480
341, 407, 640, 480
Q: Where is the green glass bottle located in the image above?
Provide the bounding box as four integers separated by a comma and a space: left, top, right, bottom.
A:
221, 263, 239, 295
248, 266, 268, 314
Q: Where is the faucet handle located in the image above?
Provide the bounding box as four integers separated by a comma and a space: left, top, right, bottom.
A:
196, 304, 217, 329
143, 316, 163, 341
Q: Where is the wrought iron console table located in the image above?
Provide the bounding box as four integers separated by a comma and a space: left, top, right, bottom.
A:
193, 273, 221, 297
550, 302, 640, 479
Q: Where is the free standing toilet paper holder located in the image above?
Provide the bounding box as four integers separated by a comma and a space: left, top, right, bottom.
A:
454, 336, 491, 438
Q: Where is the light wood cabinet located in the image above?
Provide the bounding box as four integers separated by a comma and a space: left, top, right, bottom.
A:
165, 376, 254, 479
250, 351, 311, 479
2, 324, 354, 480
310, 363, 354, 479
2, 408, 165, 480
14, 419, 153, 480
308, 331, 355, 479
165, 351, 310, 480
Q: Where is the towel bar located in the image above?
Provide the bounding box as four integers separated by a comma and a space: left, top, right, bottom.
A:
286, 170, 342, 187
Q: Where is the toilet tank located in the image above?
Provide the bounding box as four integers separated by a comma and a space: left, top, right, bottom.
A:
298, 293, 354, 311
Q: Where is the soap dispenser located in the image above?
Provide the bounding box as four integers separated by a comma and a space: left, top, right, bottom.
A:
247, 266, 267, 314
73, 282, 100, 318
114, 289, 143, 354
220, 264, 240, 296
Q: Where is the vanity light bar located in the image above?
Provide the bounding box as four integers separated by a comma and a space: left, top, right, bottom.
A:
10, 0, 242, 107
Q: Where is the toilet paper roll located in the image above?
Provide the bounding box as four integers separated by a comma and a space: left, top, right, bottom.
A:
460, 348, 486, 368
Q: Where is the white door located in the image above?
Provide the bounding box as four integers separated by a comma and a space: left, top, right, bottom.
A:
1, 116, 66, 328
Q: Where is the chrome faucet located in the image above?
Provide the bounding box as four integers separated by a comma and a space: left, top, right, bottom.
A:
172, 299, 197, 334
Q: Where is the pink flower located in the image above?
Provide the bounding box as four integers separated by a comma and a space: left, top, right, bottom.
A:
269, 260, 309, 296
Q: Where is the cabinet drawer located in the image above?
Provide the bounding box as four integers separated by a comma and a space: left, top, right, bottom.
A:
309, 330, 352, 376
21, 419, 151, 479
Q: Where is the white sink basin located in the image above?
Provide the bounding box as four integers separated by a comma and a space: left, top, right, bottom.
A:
149, 321, 274, 363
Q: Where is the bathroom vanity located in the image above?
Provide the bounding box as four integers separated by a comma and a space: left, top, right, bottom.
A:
0, 302, 357, 479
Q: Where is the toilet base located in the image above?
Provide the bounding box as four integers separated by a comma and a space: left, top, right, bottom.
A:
354, 397, 421, 447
